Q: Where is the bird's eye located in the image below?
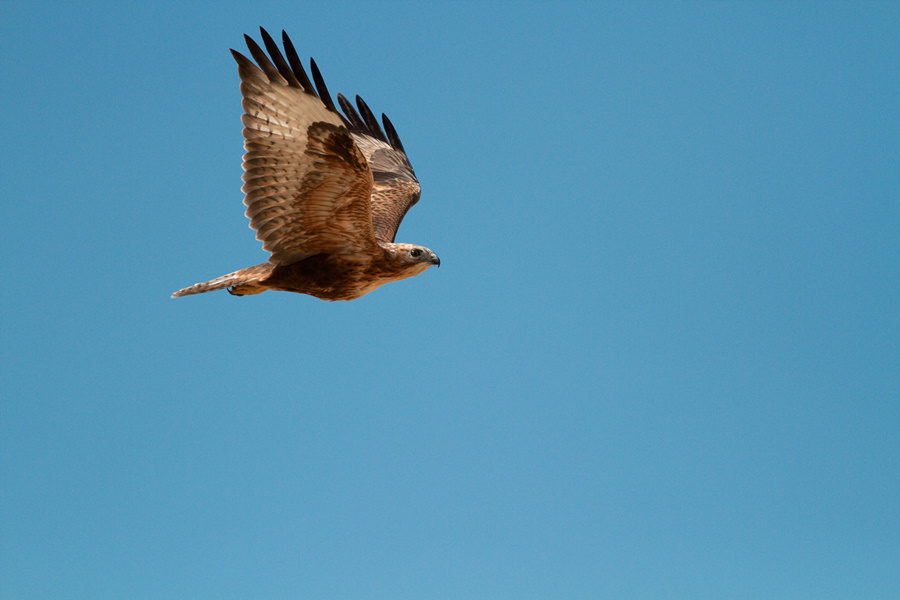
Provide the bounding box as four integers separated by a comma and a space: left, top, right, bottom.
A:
410, 248, 422, 258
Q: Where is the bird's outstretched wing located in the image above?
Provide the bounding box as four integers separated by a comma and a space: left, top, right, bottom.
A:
233, 28, 379, 265
337, 94, 421, 243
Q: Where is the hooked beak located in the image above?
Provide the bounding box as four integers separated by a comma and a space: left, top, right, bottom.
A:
430, 252, 441, 267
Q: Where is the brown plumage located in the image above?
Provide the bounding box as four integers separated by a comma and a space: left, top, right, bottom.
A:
172, 28, 439, 301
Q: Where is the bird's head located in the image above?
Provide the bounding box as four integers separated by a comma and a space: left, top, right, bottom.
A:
387, 243, 441, 276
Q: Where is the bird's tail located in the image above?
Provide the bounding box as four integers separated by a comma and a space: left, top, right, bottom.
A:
171, 263, 274, 298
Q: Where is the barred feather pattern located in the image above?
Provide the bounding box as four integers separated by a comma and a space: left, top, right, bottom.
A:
171, 264, 273, 297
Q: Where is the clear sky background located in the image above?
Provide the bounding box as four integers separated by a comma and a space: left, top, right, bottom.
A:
2, 2, 898, 599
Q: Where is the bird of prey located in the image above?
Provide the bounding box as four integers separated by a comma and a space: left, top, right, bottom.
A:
172, 28, 439, 301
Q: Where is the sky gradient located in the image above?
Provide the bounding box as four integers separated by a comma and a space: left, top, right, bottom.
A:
2, 2, 898, 599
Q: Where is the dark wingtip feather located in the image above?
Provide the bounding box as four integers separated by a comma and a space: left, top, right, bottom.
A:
258, 27, 300, 87
280, 31, 315, 94
243, 34, 283, 82
243, 34, 263, 62
355, 95, 388, 143
337, 93, 367, 130
381, 114, 405, 153
310, 58, 339, 113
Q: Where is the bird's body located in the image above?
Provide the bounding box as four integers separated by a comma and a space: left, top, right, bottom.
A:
172, 28, 439, 301
174, 243, 435, 301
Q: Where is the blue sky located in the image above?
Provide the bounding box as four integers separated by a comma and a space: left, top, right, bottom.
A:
2, 2, 898, 598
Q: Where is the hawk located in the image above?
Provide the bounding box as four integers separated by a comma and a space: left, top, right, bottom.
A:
172, 28, 439, 301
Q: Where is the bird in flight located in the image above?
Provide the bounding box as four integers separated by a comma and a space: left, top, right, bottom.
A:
172, 28, 439, 301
